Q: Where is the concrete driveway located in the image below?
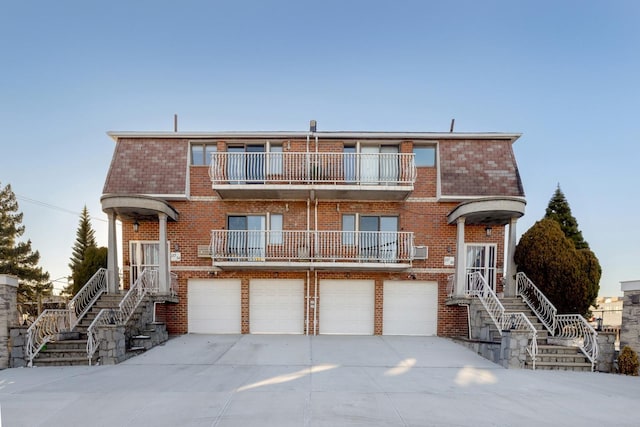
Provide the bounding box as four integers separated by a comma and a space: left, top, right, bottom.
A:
1, 335, 638, 426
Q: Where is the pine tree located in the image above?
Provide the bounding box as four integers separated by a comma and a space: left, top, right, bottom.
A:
0, 182, 51, 314
66, 205, 98, 295
544, 185, 588, 249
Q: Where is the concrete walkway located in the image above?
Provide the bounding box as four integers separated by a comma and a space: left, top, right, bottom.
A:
1, 335, 638, 426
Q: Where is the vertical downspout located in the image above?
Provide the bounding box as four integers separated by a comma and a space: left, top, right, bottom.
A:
306, 270, 310, 335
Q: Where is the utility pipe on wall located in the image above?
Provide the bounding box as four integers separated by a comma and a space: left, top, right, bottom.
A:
314, 270, 318, 335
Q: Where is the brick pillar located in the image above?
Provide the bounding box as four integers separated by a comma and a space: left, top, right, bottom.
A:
1, 274, 19, 369
241, 278, 250, 334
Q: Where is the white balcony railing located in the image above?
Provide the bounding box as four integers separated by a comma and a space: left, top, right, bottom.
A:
209, 152, 417, 185
211, 230, 414, 263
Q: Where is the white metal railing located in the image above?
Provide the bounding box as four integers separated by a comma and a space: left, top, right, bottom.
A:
86, 269, 158, 364
211, 230, 414, 263
25, 310, 71, 367
516, 272, 557, 334
209, 152, 417, 185
467, 272, 538, 368
68, 268, 109, 329
502, 312, 539, 370
555, 314, 598, 367
25, 268, 109, 366
446, 274, 455, 297
170, 272, 178, 296
515, 272, 598, 370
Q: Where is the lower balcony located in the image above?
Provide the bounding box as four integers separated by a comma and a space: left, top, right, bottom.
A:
210, 230, 414, 271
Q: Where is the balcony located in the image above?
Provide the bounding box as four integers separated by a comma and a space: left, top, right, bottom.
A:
210, 230, 414, 271
209, 152, 416, 200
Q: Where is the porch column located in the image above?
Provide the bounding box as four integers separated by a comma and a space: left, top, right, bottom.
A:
158, 213, 169, 294
107, 212, 119, 294
455, 217, 467, 297
505, 217, 518, 297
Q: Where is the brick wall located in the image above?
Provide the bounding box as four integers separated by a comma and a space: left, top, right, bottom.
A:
115, 136, 515, 338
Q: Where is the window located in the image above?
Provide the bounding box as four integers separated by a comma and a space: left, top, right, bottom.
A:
343, 144, 399, 184
270, 214, 283, 244
342, 214, 356, 245
341, 214, 398, 261
268, 144, 283, 175
413, 146, 435, 167
191, 144, 217, 166
130, 241, 160, 285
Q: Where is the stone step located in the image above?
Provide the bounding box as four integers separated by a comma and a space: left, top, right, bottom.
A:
536, 354, 590, 363
536, 345, 583, 354
32, 356, 96, 367
44, 339, 87, 350
528, 361, 592, 371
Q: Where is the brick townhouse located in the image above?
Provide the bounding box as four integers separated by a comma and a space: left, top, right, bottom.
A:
100, 123, 526, 338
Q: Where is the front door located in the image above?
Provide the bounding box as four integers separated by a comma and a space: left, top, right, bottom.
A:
130, 241, 160, 286
465, 244, 497, 291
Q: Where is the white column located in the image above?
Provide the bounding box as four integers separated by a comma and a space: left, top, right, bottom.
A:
107, 212, 119, 294
505, 217, 518, 297
455, 217, 467, 297
158, 213, 169, 294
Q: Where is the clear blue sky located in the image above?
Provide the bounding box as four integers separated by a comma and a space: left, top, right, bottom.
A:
1, 1, 638, 296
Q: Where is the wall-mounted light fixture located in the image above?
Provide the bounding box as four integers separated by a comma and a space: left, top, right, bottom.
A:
485, 226, 492, 237
174, 243, 180, 251
133, 220, 139, 233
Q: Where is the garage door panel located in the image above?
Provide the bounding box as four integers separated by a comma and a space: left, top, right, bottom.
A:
188, 279, 241, 334
250, 279, 304, 334
383, 281, 437, 336
320, 280, 374, 335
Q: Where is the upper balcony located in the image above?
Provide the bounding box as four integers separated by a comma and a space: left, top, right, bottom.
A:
210, 229, 414, 271
209, 152, 416, 200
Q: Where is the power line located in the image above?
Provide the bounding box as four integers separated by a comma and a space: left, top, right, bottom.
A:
15, 194, 108, 223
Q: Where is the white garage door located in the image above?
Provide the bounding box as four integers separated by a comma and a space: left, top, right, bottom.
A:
250, 279, 305, 334
383, 280, 438, 336
319, 280, 375, 335
188, 279, 241, 334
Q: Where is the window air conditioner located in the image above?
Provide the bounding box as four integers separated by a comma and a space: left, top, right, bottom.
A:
412, 246, 428, 260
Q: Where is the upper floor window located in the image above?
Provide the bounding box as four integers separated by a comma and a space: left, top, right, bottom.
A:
191, 143, 217, 166
413, 146, 435, 167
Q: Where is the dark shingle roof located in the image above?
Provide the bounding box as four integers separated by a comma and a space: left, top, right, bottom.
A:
439, 139, 524, 198
103, 138, 188, 196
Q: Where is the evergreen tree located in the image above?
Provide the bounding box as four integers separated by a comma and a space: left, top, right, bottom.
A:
544, 185, 588, 249
69, 205, 97, 273
515, 219, 590, 315
66, 205, 97, 295
71, 246, 108, 295
543, 185, 601, 311
0, 182, 51, 314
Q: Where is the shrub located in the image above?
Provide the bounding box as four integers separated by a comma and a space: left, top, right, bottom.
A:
618, 346, 639, 376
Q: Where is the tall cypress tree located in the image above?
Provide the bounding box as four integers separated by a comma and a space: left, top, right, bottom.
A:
544, 185, 588, 249
0, 182, 51, 314
67, 205, 98, 295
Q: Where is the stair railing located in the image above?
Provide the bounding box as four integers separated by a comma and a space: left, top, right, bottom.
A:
86, 269, 158, 364
515, 272, 557, 333
515, 272, 598, 371
25, 310, 71, 367
467, 272, 538, 368
68, 268, 109, 329
25, 268, 109, 366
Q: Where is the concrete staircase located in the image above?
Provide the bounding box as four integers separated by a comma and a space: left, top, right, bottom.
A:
31, 293, 168, 367
477, 297, 592, 371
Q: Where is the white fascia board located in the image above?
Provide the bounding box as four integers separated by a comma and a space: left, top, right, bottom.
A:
107, 131, 522, 142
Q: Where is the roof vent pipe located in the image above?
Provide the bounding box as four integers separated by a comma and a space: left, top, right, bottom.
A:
449, 118, 455, 133
310, 120, 317, 132
174, 114, 178, 132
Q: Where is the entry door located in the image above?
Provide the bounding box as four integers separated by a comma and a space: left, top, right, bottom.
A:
228, 215, 266, 260
359, 216, 398, 261
465, 244, 497, 291
360, 146, 399, 184
130, 241, 160, 285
